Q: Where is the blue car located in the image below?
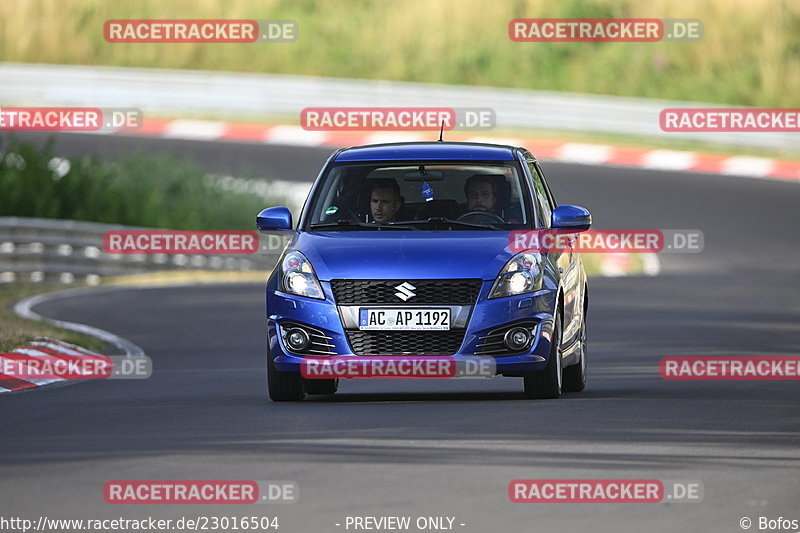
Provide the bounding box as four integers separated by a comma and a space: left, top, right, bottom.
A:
257, 142, 591, 401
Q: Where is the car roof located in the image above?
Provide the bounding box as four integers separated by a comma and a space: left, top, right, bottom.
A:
333, 141, 524, 162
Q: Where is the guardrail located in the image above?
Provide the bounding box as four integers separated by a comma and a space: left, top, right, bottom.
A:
1, 62, 796, 151
0, 217, 279, 284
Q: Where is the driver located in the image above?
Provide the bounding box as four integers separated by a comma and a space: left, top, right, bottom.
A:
464, 174, 498, 213
462, 174, 519, 224
369, 179, 402, 223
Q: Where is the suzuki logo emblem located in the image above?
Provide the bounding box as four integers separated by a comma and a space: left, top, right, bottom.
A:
394, 282, 416, 301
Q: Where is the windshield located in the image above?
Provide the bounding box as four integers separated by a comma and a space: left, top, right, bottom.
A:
303, 162, 533, 230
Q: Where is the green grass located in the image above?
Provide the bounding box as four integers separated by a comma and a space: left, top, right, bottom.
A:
1, 0, 799, 107
0, 136, 284, 230
0, 284, 108, 352
0, 136, 287, 351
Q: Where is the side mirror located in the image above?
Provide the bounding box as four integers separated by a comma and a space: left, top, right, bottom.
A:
551, 205, 591, 231
256, 207, 293, 232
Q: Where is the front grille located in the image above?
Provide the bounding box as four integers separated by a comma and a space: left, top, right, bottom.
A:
331, 279, 482, 305
345, 330, 465, 356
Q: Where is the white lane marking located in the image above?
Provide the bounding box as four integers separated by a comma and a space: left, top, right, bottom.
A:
59, 125, 800, 183
163, 120, 226, 140
264, 125, 328, 146
642, 253, 661, 276
30, 339, 96, 356
29, 341, 98, 357
8, 288, 143, 393
641, 150, 698, 171
720, 156, 775, 177
42, 338, 98, 354
557, 143, 613, 164
14, 288, 145, 357
10, 348, 52, 356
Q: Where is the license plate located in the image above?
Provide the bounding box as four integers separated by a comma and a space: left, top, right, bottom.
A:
358, 308, 451, 331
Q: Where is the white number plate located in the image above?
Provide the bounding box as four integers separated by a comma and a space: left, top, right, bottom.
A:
358, 308, 451, 331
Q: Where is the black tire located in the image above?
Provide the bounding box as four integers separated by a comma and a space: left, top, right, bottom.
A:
267, 345, 306, 402
562, 311, 587, 393
304, 378, 339, 395
523, 314, 562, 399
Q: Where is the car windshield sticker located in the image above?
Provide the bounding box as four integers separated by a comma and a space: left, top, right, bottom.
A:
422, 180, 434, 202
325, 206, 338, 215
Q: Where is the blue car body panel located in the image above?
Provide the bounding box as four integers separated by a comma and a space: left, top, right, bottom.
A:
291, 231, 514, 281
265, 142, 588, 376
334, 142, 517, 162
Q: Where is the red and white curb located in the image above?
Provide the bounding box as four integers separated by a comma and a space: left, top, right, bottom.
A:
4, 286, 147, 394
0, 338, 104, 393
106, 118, 800, 182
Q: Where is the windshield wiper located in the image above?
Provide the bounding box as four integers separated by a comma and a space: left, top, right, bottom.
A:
309, 220, 418, 231
393, 217, 504, 230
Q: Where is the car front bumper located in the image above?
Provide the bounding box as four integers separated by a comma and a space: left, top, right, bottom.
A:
267, 280, 558, 375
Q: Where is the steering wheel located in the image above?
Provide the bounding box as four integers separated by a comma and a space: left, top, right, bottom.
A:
457, 210, 505, 224
343, 204, 363, 222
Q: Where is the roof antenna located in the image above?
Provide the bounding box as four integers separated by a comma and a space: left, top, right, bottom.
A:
438, 120, 445, 142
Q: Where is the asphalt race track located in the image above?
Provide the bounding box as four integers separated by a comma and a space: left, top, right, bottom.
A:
1, 133, 799, 532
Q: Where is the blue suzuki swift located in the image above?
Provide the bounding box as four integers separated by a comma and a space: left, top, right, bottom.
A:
257, 142, 591, 401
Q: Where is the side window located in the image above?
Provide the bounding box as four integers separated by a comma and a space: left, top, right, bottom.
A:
527, 161, 553, 228
534, 162, 557, 210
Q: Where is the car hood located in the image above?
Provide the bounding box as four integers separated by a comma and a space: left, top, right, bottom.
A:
288, 231, 515, 281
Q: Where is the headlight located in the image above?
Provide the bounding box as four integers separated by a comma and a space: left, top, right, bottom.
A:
280, 251, 324, 299
489, 252, 542, 299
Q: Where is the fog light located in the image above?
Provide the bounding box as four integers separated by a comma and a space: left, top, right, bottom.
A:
285, 328, 310, 351
503, 326, 531, 351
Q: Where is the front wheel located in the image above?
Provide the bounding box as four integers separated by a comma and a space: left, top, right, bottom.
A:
267, 345, 306, 402
523, 314, 562, 399
562, 312, 587, 392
